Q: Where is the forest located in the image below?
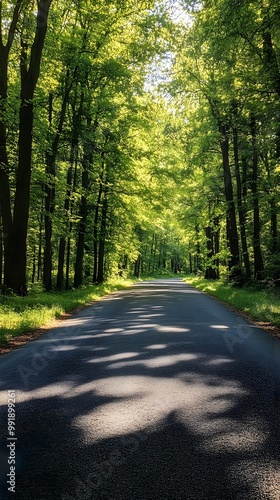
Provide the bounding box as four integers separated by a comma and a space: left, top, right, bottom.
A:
0, 0, 280, 296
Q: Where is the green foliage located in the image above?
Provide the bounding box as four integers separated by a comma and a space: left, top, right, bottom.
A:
1, 0, 280, 304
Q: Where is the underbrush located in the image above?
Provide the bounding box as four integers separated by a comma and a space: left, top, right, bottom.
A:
185, 276, 280, 328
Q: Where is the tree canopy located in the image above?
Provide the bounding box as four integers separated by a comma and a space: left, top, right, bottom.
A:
0, 0, 280, 294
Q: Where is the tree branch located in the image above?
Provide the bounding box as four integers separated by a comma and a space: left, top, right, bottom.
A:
6, 0, 23, 52
22, 0, 52, 99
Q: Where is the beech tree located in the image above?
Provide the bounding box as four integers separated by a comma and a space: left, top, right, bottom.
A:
0, 0, 52, 294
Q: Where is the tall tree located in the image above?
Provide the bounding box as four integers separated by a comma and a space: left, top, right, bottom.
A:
0, 0, 52, 294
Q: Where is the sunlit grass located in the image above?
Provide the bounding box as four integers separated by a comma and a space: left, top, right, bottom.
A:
0, 277, 134, 346
185, 276, 280, 327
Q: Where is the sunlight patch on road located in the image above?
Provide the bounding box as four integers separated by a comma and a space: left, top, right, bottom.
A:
146, 344, 168, 350
52, 345, 77, 351
88, 352, 140, 364
206, 358, 234, 365
200, 419, 267, 453
229, 459, 280, 498
0, 382, 72, 403
107, 353, 197, 369
69, 335, 97, 340
126, 309, 147, 314
138, 314, 165, 319
93, 333, 116, 338
90, 347, 107, 352
59, 318, 89, 327
71, 375, 248, 445
210, 325, 230, 330
104, 328, 124, 333
119, 329, 145, 335
156, 325, 190, 333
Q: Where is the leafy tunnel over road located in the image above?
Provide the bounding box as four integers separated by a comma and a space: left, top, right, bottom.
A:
0, 278, 279, 499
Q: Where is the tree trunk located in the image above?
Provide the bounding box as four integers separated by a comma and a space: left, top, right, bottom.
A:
32, 246, 36, 284
262, 30, 280, 99
74, 153, 90, 288
56, 96, 83, 290
262, 29, 280, 255
149, 233, 155, 273
232, 103, 251, 280
189, 253, 193, 274
65, 157, 79, 290
173, 254, 178, 274
93, 166, 105, 283
0, 224, 3, 288
134, 254, 141, 278
162, 239, 167, 269
270, 198, 278, 254
65, 234, 71, 291
37, 198, 43, 282
153, 234, 157, 273
44, 78, 71, 290
5, 1, 52, 294
213, 218, 220, 280
219, 123, 240, 273
57, 238, 66, 291
0, 9, 19, 290
195, 224, 202, 273
263, 153, 278, 255
43, 172, 54, 292
97, 186, 108, 284
250, 115, 264, 279
205, 226, 216, 279
57, 158, 74, 290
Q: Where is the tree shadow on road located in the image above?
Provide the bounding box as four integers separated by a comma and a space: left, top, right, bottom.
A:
0, 281, 280, 499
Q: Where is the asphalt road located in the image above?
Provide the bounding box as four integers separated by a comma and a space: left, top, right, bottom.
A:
0, 278, 280, 500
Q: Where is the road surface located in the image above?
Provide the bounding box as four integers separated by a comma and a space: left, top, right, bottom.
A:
0, 278, 280, 499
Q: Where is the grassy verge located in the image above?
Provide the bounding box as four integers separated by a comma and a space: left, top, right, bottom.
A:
185, 276, 280, 328
0, 277, 135, 346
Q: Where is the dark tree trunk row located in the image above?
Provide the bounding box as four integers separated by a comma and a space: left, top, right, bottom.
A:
232, 102, 251, 280
0, 1, 52, 294
205, 225, 219, 280
219, 123, 240, 275
56, 93, 84, 290
97, 185, 109, 284
74, 114, 92, 288
93, 165, 105, 284
44, 72, 73, 291
250, 115, 264, 279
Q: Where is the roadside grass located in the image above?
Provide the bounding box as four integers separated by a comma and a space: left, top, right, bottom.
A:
0, 277, 135, 346
185, 276, 280, 328
0, 272, 195, 347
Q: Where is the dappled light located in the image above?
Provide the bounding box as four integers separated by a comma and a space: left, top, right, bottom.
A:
210, 325, 230, 330
88, 352, 140, 364
106, 353, 198, 369
146, 343, 168, 349
0, 279, 279, 499
1, 0, 280, 495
